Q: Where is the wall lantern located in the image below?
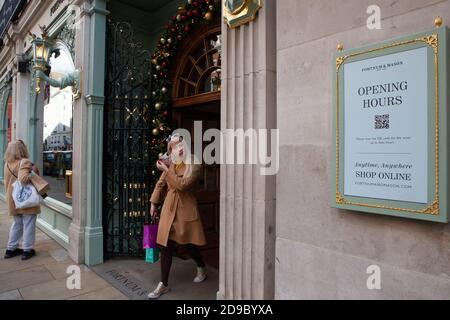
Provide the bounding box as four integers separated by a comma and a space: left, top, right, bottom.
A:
29, 26, 81, 99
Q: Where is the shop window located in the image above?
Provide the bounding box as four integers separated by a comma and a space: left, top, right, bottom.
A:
175, 32, 222, 98
42, 46, 74, 205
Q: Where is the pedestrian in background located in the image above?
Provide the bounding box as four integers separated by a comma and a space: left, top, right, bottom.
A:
3, 140, 43, 260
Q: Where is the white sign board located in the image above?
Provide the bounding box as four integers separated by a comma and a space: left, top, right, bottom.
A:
343, 47, 429, 204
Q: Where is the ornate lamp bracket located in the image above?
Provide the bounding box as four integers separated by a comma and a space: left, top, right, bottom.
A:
30, 26, 81, 99
35, 68, 82, 99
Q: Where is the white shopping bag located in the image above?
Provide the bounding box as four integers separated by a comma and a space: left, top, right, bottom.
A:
11, 180, 41, 209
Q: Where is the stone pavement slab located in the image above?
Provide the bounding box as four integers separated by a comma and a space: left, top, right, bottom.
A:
0, 200, 128, 300
44, 260, 91, 280
0, 289, 22, 300
0, 251, 57, 275
69, 286, 128, 300
0, 265, 55, 293
1, 199, 218, 300
19, 271, 112, 300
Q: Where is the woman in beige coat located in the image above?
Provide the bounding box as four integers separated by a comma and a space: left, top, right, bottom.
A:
3, 140, 41, 260
147, 134, 207, 299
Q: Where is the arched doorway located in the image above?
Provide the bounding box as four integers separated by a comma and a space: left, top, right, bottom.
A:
170, 17, 221, 269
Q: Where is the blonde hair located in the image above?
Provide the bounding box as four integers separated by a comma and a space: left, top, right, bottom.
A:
4, 140, 30, 163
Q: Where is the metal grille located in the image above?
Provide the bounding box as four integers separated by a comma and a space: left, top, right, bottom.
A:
103, 20, 154, 257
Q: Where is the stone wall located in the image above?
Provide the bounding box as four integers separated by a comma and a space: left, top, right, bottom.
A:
276, 0, 450, 299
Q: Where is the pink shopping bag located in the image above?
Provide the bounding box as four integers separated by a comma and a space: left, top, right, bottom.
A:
143, 222, 159, 249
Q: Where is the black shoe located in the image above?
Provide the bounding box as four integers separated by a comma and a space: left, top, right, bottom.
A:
4, 248, 24, 259
21, 249, 36, 261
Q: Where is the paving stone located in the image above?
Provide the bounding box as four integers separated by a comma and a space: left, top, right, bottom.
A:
0, 251, 56, 275
49, 248, 69, 262
44, 261, 91, 280
69, 286, 129, 300
0, 289, 23, 300
0, 200, 218, 300
35, 231, 51, 242
0, 234, 10, 249
0, 266, 54, 293
19, 270, 111, 300
35, 239, 62, 252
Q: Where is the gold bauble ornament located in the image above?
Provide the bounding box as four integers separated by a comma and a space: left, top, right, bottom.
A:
204, 12, 213, 21
155, 103, 162, 110
152, 128, 160, 136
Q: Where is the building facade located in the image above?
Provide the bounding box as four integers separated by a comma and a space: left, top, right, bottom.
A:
0, 0, 449, 300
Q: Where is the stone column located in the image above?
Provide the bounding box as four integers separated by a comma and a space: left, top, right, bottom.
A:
14, 67, 30, 143
68, 0, 108, 266
68, 0, 91, 264
84, 0, 108, 266
219, 0, 277, 300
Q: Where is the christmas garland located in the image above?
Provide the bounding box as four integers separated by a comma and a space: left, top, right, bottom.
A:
149, 0, 219, 182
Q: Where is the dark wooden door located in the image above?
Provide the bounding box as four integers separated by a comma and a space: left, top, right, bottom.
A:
173, 102, 220, 269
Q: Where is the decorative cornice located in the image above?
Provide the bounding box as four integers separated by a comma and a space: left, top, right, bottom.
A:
85, 94, 105, 106
87, 4, 110, 17
10, 0, 49, 39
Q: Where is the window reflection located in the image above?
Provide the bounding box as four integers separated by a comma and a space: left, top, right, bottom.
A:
42, 48, 74, 205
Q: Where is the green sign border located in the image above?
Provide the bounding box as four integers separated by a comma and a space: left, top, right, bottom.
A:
331, 26, 449, 223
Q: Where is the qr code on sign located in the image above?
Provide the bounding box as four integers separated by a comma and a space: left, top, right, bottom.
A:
375, 115, 390, 129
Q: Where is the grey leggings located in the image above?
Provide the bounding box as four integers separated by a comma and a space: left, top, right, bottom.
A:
7, 214, 37, 251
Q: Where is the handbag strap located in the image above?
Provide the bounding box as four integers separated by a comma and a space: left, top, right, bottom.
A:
7, 159, 30, 180
149, 215, 159, 225
7, 163, 18, 179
